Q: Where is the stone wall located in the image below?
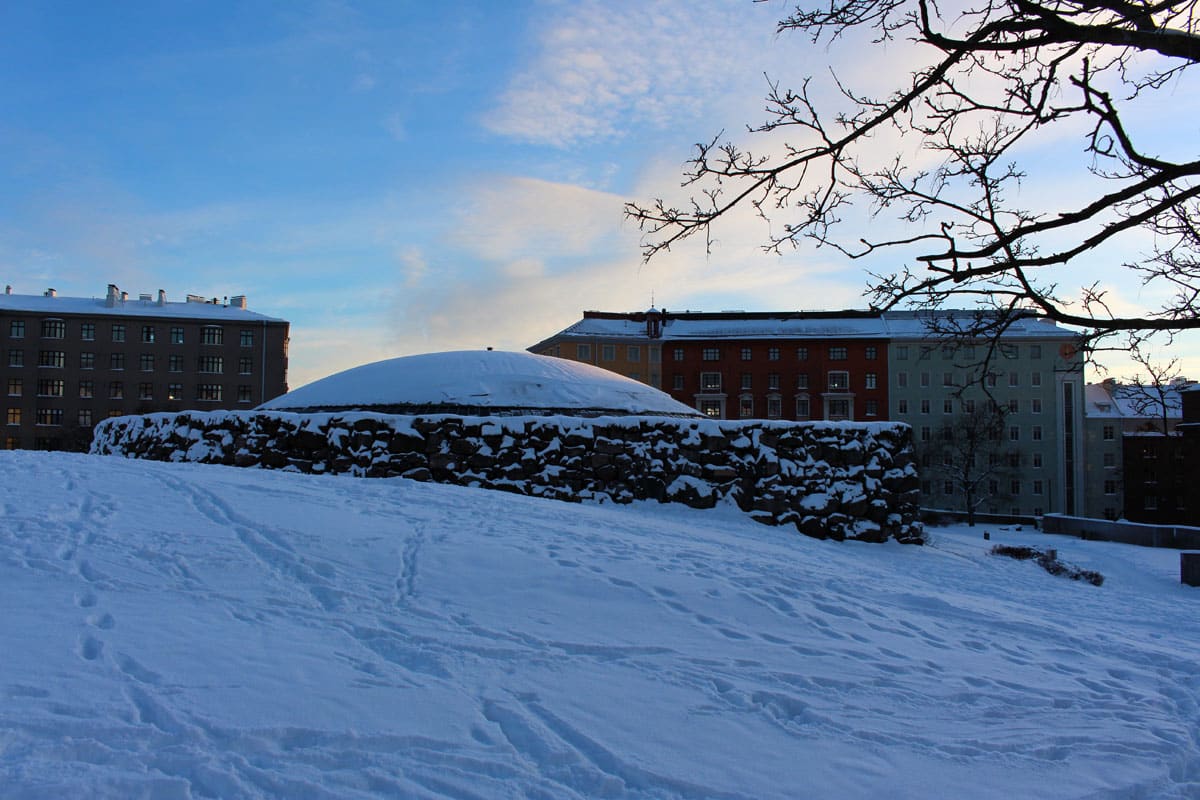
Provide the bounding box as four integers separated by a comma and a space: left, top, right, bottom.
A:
91, 411, 923, 543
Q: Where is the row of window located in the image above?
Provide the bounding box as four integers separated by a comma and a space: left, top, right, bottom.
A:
923, 478, 1046, 496
694, 345, 876, 362
695, 395, 870, 420
688, 370, 870, 393
7, 378, 254, 401
897, 343, 1043, 361
6, 387, 254, 425
898, 397, 1045, 415
6, 320, 254, 346
895, 370, 1045, 389
917, 424, 1045, 442
6, 352, 252, 373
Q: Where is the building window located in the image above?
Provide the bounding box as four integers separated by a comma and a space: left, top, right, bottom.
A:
920, 426, 931, 441
9, 321, 24, 338
81, 323, 95, 341
141, 325, 156, 343
829, 346, 848, 360
767, 372, 780, 390
36, 379, 64, 397
740, 347, 752, 361
1103, 480, 1117, 495
6, 408, 19, 425
110, 353, 125, 370
700, 372, 722, 391
1103, 425, 1115, 441
896, 345, 908, 360
1032, 425, 1043, 441
964, 399, 975, 413
36, 408, 63, 426
865, 373, 877, 389
1145, 495, 1158, 511
196, 384, 223, 401
897, 371, 908, 388
138, 382, 153, 400
865, 399, 878, 416
920, 399, 930, 414
7, 378, 20, 396
240, 330, 254, 347
897, 399, 908, 413
700, 400, 721, 417
941, 425, 954, 441
1008, 372, 1018, 387
699, 347, 719, 362
1030, 344, 1042, 359
627, 346, 641, 362
140, 354, 154, 371
1008, 399, 1019, 413
1009, 425, 1020, 441
1033, 480, 1044, 495
943, 480, 954, 495
768, 347, 780, 361
169, 355, 184, 372
38, 350, 65, 368
171, 327, 184, 344
943, 398, 954, 414
1011, 480, 1021, 496
943, 372, 954, 387
920, 372, 930, 388
1031, 372, 1042, 387
1031, 398, 1042, 414
41, 319, 66, 339
109, 381, 124, 399
575, 343, 591, 361
828, 371, 849, 391
796, 396, 811, 418
649, 348, 661, 364
238, 357, 252, 374
238, 385, 253, 403
198, 356, 224, 374
112, 324, 126, 342
739, 396, 754, 418
79, 380, 94, 398
1103, 452, 1115, 468
672, 347, 683, 362
797, 373, 809, 389
986, 373, 997, 388
78, 409, 93, 427
796, 347, 809, 361
200, 326, 223, 346
1032, 452, 1043, 468
741, 373, 753, 390
673, 374, 684, 390
865, 346, 877, 360
828, 398, 851, 420
76, 351, 94, 370
168, 383, 183, 400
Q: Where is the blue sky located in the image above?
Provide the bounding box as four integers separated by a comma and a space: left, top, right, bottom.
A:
2, 0, 1197, 387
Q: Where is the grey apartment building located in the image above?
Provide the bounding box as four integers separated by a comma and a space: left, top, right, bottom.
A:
3, 284, 289, 450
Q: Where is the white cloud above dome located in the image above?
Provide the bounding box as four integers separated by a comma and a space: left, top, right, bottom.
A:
259, 350, 701, 417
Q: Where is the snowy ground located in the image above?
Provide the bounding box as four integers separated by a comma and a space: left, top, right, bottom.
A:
2, 451, 1197, 799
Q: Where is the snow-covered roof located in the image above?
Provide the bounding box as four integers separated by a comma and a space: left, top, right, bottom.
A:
541, 309, 1078, 343
1084, 382, 1186, 420
260, 350, 703, 417
0, 291, 285, 322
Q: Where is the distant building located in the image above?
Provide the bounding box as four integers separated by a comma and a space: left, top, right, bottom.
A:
2, 284, 289, 450
1083, 377, 1191, 522
531, 307, 1084, 517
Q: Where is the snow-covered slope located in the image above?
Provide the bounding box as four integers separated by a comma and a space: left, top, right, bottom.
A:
2, 451, 1198, 798
260, 350, 702, 416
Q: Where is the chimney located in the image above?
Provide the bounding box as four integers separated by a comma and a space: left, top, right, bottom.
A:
157, 289, 166, 305
120, 291, 129, 303
5, 285, 11, 295
106, 284, 119, 307
44, 288, 57, 297
230, 295, 247, 309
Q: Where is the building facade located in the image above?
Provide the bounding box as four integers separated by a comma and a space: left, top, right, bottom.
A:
531, 308, 1084, 517
3, 285, 289, 450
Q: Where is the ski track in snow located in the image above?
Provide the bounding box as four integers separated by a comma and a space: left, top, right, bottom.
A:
2, 450, 1199, 798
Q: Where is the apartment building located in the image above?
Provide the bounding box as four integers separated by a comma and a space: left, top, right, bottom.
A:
532, 307, 1085, 517
3, 284, 289, 450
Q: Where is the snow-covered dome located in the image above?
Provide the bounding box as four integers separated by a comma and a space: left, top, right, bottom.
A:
259, 350, 703, 417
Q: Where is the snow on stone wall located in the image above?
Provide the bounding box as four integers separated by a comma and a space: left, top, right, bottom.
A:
91, 411, 923, 543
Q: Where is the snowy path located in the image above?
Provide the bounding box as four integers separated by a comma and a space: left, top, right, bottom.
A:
1, 451, 1198, 798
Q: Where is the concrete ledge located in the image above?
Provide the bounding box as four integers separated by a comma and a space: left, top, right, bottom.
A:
1042, 514, 1200, 549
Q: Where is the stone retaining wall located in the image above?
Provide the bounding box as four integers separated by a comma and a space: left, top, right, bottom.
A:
91, 411, 923, 543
